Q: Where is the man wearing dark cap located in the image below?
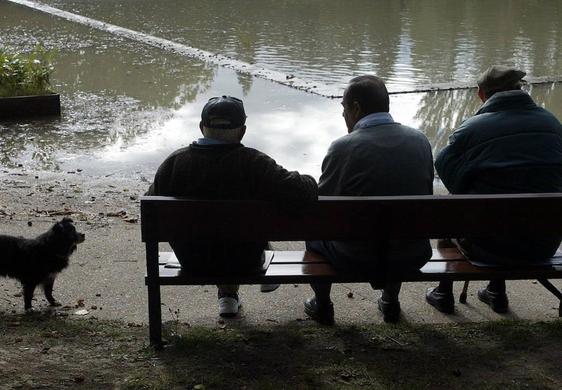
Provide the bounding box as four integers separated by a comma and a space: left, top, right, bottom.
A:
147, 96, 317, 317
304, 75, 434, 325
426, 65, 562, 314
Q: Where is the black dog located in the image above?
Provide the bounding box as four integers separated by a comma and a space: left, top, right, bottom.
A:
0, 217, 85, 310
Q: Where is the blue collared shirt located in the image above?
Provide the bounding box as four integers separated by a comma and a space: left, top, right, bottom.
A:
353, 112, 395, 131
195, 137, 238, 145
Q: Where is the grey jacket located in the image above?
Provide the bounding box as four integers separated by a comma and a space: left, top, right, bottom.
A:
316, 120, 434, 272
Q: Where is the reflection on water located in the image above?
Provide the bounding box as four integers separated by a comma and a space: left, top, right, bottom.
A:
37, 0, 562, 91
413, 84, 562, 155
0, 2, 217, 108
0, 1, 561, 179
0, 91, 170, 170
414, 89, 481, 155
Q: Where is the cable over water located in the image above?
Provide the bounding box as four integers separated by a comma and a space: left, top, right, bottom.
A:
8, 0, 339, 97
7, 0, 562, 99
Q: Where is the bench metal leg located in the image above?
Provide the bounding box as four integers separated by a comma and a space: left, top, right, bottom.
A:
147, 282, 163, 347
459, 281, 469, 304
146, 242, 163, 348
537, 279, 562, 317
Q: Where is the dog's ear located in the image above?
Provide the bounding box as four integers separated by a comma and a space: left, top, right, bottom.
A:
53, 222, 64, 232
61, 217, 74, 224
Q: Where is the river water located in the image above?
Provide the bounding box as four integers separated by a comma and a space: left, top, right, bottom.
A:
0, 0, 561, 180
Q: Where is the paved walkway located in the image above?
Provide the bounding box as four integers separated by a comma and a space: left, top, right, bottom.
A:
1, 217, 560, 328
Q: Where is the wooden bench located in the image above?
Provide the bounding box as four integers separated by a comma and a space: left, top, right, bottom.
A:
142, 194, 562, 346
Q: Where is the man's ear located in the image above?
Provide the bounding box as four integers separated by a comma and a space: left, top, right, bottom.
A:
351, 101, 363, 119
239, 125, 246, 140
477, 87, 487, 103
199, 121, 204, 134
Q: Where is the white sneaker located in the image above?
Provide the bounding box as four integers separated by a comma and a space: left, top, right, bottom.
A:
260, 284, 280, 293
218, 296, 241, 317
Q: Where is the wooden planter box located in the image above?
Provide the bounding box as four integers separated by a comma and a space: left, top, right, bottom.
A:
0, 93, 61, 119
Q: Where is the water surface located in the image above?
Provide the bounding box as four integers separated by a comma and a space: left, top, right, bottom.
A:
0, 0, 561, 180
36, 0, 562, 91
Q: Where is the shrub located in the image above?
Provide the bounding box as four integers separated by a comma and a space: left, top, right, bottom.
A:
0, 45, 55, 97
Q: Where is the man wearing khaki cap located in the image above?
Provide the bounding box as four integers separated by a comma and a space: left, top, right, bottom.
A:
426, 65, 562, 314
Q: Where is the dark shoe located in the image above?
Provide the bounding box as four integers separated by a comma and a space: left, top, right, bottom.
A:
426, 287, 455, 314
304, 297, 334, 325
377, 297, 400, 323
260, 284, 280, 293
478, 287, 509, 313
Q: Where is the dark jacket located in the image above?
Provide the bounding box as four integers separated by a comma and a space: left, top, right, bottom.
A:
147, 142, 318, 271
435, 90, 562, 262
436, 90, 562, 194
313, 121, 434, 273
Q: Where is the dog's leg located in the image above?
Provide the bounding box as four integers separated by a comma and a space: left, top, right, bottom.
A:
43, 274, 61, 306
23, 283, 36, 311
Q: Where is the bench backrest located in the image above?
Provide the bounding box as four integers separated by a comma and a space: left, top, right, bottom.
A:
141, 194, 562, 242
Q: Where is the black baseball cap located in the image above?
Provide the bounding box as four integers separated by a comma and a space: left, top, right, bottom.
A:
201, 96, 246, 129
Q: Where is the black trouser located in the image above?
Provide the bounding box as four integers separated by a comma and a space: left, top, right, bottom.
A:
435, 238, 550, 294
173, 242, 269, 296
306, 240, 401, 303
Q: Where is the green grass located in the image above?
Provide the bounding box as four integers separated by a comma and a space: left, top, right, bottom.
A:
0, 44, 55, 97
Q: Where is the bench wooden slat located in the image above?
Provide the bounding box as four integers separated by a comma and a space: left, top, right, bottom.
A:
272, 248, 468, 264
147, 250, 562, 285
414, 261, 562, 281
141, 194, 562, 242
158, 248, 562, 266
149, 262, 562, 285
272, 248, 562, 264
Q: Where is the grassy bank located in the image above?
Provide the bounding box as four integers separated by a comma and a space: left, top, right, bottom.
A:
0, 45, 54, 98
0, 312, 560, 389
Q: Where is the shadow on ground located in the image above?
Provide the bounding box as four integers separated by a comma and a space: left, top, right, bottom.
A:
0, 311, 561, 389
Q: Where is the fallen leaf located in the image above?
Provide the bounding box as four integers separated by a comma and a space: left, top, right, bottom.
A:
107, 210, 127, 217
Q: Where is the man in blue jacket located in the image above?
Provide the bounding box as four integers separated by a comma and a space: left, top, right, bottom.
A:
426, 66, 562, 314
